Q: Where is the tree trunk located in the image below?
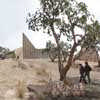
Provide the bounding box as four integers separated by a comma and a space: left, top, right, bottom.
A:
58, 47, 64, 78
50, 24, 64, 79
60, 43, 77, 81
50, 23, 78, 81
49, 52, 56, 62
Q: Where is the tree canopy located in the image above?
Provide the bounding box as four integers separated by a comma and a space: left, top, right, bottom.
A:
27, 0, 100, 80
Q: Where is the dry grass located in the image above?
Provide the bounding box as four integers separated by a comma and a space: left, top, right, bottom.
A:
37, 79, 49, 84
16, 80, 27, 99
36, 68, 49, 77
63, 78, 73, 86
0, 59, 100, 100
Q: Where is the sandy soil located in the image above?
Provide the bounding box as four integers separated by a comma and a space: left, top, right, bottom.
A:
0, 59, 100, 100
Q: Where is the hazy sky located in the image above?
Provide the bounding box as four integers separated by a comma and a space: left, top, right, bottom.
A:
0, 0, 100, 50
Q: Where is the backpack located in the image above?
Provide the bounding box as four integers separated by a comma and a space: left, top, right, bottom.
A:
88, 65, 92, 71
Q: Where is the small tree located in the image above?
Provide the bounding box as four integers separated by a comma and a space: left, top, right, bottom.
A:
45, 41, 70, 62
27, 0, 93, 80
83, 20, 100, 67
46, 41, 57, 62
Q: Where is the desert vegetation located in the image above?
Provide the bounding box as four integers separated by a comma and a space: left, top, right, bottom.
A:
0, 0, 100, 100
0, 59, 99, 100
25, 0, 100, 99
27, 0, 100, 81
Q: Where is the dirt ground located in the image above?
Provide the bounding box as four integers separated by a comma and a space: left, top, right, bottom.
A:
0, 58, 100, 100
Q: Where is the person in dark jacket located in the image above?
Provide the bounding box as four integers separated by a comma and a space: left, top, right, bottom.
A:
79, 64, 86, 83
84, 62, 92, 84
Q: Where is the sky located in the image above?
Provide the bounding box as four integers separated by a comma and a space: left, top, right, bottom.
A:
0, 0, 100, 50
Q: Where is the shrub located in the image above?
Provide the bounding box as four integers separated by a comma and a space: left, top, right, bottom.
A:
16, 80, 26, 98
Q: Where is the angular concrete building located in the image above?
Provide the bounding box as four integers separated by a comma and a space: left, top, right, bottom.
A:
78, 48, 98, 62
23, 33, 48, 59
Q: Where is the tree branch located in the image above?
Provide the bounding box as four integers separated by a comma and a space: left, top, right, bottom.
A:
74, 34, 83, 37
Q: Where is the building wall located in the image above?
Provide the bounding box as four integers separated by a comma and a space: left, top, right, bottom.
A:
23, 33, 48, 59
23, 33, 98, 62
78, 48, 98, 62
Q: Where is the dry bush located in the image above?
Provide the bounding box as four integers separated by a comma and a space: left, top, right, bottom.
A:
27, 85, 45, 100
46, 80, 85, 97
16, 80, 27, 98
71, 63, 79, 68
36, 68, 49, 77
17, 61, 27, 70
63, 78, 73, 86
37, 79, 48, 84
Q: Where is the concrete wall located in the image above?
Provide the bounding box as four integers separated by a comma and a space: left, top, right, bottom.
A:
23, 33, 48, 59
78, 48, 98, 62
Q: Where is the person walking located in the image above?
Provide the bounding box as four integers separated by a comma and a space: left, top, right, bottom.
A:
84, 62, 92, 84
79, 64, 86, 83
